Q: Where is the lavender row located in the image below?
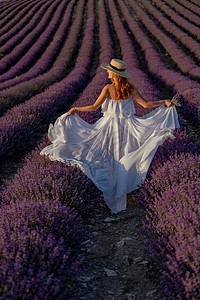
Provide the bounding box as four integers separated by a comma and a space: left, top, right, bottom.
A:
0, 142, 100, 299
0, 0, 20, 16
107, 0, 163, 117
137, 0, 200, 82
129, 0, 198, 75
152, 0, 200, 40
0, 0, 74, 88
176, 0, 200, 15
163, 0, 200, 26
107, 0, 182, 118
0, 0, 30, 13
0, 0, 113, 296
0, 0, 40, 37
0, 0, 94, 164
0, 0, 12, 11
0, 0, 85, 116
0, 0, 70, 84
73, 0, 116, 124
0, 0, 62, 75
122, 0, 200, 121
0, 0, 20, 11
0, 0, 33, 22
139, 152, 200, 299
98, 0, 114, 63
139, 0, 200, 63
0, 0, 49, 51
190, 0, 200, 6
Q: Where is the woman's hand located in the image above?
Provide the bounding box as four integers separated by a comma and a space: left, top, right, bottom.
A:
67, 107, 76, 116
164, 100, 173, 107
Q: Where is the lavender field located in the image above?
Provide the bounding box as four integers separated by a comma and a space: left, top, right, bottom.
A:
0, 0, 199, 298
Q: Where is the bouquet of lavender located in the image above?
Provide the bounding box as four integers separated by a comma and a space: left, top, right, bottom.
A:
170, 93, 183, 106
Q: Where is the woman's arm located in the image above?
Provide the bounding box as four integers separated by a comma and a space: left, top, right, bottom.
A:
67, 85, 109, 116
132, 87, 173, 108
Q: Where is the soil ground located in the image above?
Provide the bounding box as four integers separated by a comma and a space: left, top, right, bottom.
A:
75, 192, 161, 300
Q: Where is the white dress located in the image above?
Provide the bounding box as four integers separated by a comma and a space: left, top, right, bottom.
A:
40, 97, 180, 214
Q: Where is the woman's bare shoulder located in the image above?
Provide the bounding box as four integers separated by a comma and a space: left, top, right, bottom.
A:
106, 84, 116, 99
100, 84, 110, 96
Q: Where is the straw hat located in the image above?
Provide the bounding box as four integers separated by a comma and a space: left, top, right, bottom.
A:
101, 58, 131, 78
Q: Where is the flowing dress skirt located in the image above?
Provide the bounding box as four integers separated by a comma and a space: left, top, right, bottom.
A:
40, 98, 180, 214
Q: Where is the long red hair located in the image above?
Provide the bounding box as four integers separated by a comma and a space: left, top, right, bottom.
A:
113, 74, 134, 100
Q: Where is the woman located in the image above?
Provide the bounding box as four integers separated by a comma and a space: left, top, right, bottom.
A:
40, 58, 180, 214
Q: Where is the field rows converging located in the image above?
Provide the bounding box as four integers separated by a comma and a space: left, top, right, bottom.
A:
190, 0, 200, 7
0, 0, 48, 48
119, 0, 200, 122
0, 0, 83, 115
139, 0, 200, 66
0, 1, 66, 89
0, 0, 75, 92
0, 0, 199, 299
0, 0, 38, 29
176, 0, 200, 15
163, 0, 200, 26
0, 0, 58, 71
152, 0, 200, 39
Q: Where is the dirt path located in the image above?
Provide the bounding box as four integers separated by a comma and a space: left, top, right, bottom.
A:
76, 192, 160, 300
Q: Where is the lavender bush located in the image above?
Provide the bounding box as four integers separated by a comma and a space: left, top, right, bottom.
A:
0, 140, 100, 298
139, 153, 200, 299
148, 127, 200, 175
0, 198, 86, 298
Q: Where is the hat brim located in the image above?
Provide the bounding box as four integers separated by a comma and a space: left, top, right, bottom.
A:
101, 63, 131, 78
